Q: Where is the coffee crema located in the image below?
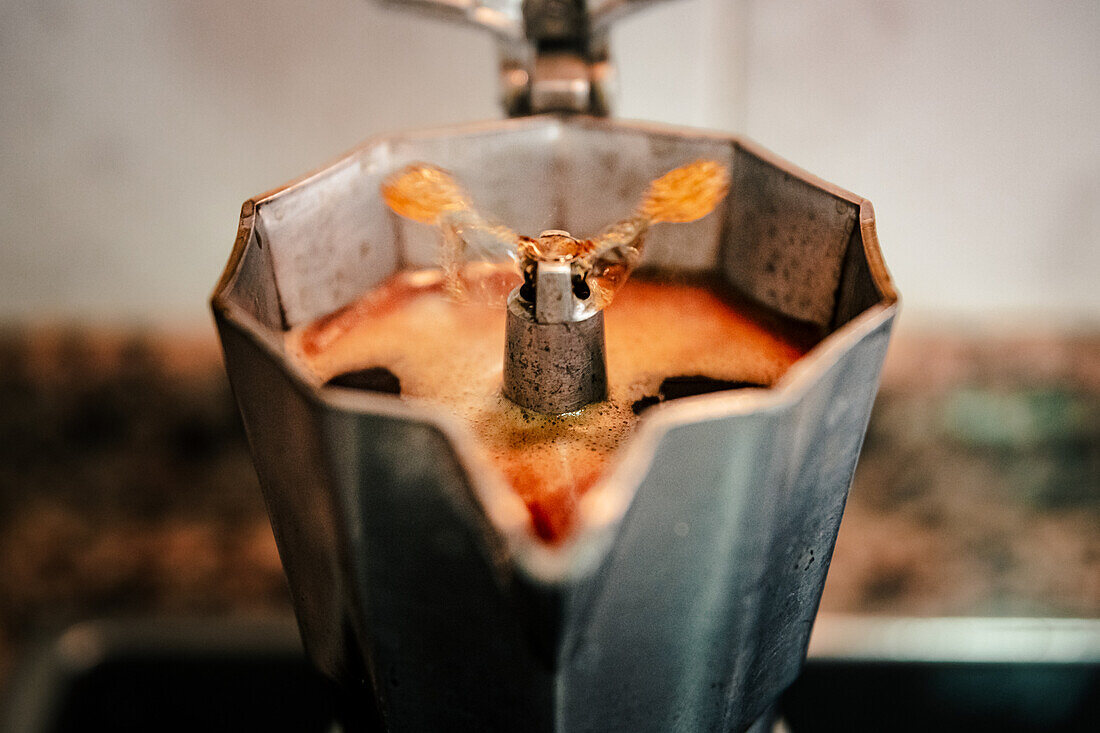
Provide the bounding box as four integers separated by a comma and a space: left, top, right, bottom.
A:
286, 266, 815, 542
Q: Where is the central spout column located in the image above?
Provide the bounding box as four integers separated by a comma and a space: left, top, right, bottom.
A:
503, 259, 607, 413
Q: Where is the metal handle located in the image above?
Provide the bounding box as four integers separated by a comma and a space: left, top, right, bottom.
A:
374, 0, 667, 41
372, 0, 677, 116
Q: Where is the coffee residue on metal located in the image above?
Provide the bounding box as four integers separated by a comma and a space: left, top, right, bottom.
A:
288, 265, 817, 542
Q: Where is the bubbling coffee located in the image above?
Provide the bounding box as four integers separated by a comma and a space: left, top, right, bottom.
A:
287, 264, 814, 542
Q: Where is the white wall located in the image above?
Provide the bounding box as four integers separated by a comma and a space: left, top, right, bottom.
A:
1, 0, 1096, 326
739, 0, 1100, 326
0, 0, 498, 324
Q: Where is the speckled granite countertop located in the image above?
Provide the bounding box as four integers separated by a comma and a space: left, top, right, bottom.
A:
0, 327, 1097, 684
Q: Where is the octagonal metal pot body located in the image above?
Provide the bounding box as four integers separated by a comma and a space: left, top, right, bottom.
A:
211, 115, 898, 732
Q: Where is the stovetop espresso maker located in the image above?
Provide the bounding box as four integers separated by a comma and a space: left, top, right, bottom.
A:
212, 1, 898, 730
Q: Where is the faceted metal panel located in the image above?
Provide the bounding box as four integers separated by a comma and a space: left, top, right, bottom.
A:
721, 146, 860, 329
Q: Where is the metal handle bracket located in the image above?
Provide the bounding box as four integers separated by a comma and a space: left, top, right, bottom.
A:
373, 0, 673, 116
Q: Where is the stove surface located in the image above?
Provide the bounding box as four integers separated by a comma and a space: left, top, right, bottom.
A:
3, 616, 1097, 733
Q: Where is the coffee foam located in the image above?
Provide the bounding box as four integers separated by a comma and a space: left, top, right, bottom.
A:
287, 266, 811, 542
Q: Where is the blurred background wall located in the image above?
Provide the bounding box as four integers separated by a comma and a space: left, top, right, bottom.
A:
2, 0, 1097, 327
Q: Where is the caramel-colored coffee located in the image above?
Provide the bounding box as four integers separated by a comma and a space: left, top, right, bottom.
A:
288, 267, 812, 542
